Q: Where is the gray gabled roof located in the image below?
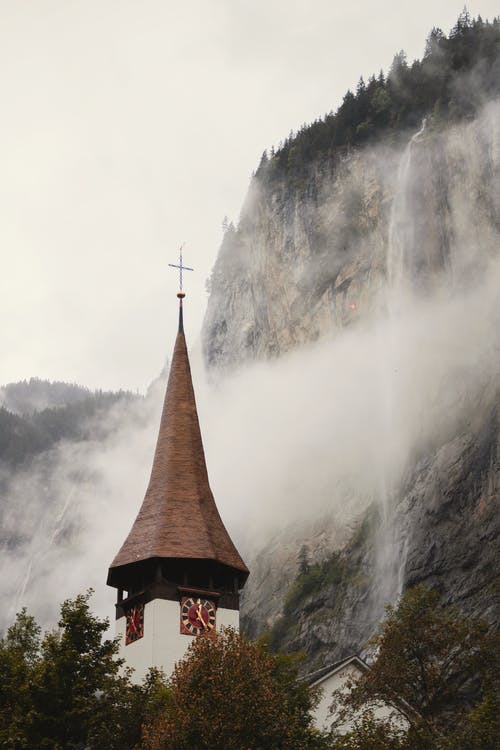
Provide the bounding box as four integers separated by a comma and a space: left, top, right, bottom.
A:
304, 654, 369, 686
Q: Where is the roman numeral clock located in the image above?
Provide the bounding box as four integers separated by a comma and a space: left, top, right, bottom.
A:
124, 595, 216, 644
180, 596, 217, 635
125, 604, 145, 645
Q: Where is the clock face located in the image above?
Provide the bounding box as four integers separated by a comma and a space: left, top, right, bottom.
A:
180, 596, 216, 636
125, 604, 144, 645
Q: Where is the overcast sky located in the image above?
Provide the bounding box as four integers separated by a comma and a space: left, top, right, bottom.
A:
1, 1, 497, 391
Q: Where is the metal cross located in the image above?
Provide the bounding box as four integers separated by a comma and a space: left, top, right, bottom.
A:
168, 244, 194, 291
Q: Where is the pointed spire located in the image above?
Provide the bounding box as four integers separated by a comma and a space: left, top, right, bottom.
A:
107, 294, 248, 589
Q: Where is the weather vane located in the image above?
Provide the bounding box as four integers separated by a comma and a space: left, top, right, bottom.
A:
168, 244, 194, 295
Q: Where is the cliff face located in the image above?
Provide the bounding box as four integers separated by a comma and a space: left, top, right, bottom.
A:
204, 147, 389, 370
243, 405, 499, 674
203, 104, 500, 370
202, 102, 500, 671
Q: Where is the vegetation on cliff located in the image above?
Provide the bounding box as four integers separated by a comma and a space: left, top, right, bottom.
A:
257, 11, 500, 183
267, 506, 379, 655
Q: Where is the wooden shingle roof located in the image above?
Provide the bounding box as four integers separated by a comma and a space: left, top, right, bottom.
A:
107, 305, 248, 587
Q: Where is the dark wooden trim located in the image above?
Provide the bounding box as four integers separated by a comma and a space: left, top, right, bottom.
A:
115, 581, 240, 619
178, 586, 221, 599
217, 591, 240, 610
108, 556, 248, 594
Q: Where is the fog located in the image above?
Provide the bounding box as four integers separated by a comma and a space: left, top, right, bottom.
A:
2, 259, 498, 633
1, 104, 499, 635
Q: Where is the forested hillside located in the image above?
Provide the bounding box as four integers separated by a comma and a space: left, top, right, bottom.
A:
1, 378, 93, 415
257, 11, 500, 184
0, 380, 135, 468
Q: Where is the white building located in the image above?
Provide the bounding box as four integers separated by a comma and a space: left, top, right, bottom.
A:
308, 654, 409, 733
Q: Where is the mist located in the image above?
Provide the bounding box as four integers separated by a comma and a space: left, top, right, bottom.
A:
1, 104, 499, 635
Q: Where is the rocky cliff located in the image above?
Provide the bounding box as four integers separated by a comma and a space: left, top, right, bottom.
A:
203, 105, 499, 370
202, 102, 500, 671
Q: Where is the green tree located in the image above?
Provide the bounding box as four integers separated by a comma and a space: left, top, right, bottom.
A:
331, 712, 406, 750
139, 627, 327, 750
26, 590, 129, 748
298, 544, 310, 576
329, 586, 499, 750
0, 591, 170, 750
0, 609, 41, 749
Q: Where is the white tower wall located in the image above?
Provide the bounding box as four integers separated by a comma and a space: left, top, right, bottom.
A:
116, 599, 239, 684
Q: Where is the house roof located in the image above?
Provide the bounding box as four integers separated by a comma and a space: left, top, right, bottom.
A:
304, 654, 369, 686
107, 299, 249, 588
306, 653, 418, 724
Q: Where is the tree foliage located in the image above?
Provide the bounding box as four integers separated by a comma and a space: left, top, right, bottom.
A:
0, 388, 135, 468
139, 627, 327, 750
257, 12, 500, 185
0, 591, 169, 750
329, 585, 500, 750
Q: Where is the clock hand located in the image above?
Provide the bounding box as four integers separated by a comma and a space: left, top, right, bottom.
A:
197, 603, 208, 630
129, 609, 138, 634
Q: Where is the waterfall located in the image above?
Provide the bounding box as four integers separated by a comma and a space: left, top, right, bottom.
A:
372, 120, 428, 613
387, 118, 427, 298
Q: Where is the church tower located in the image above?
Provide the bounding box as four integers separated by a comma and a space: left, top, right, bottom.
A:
107, 289, 249, 682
